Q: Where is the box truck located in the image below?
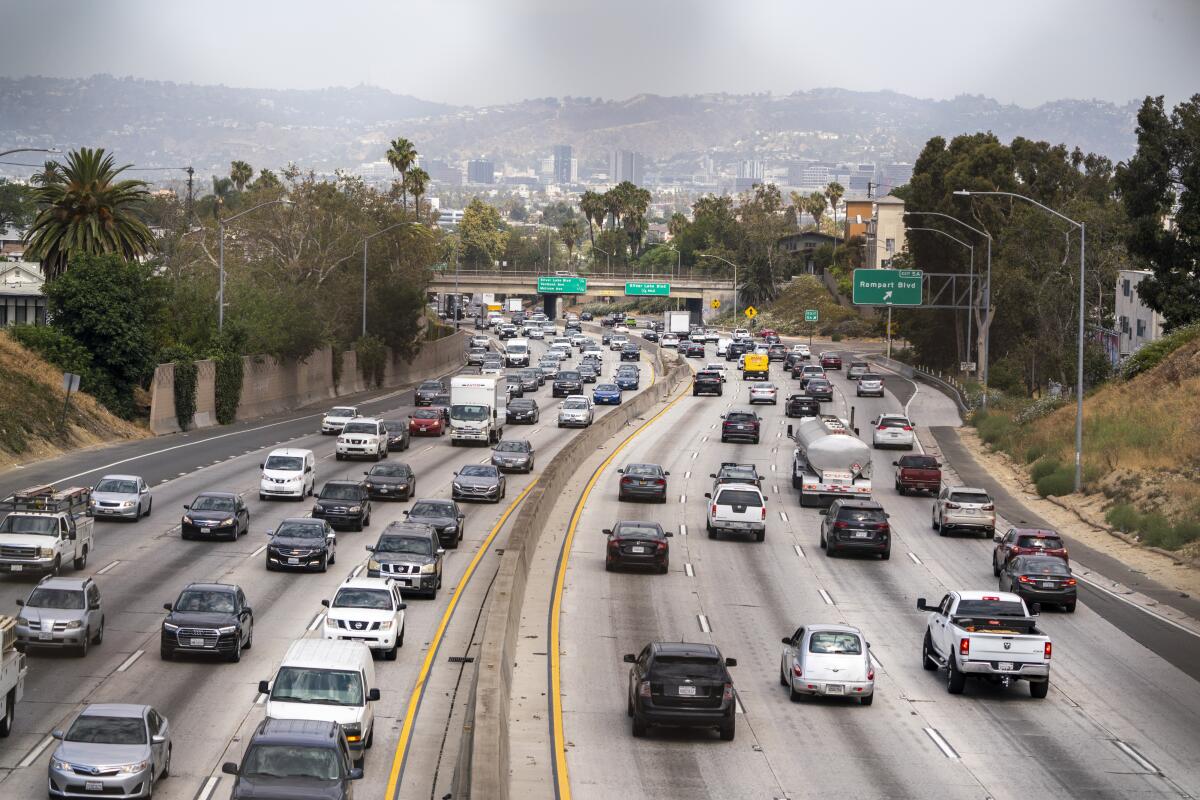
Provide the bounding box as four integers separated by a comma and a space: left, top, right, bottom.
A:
449, 376, 506, 445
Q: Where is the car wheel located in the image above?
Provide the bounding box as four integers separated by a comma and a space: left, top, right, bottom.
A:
860, 693, 874, 706
319, 553, 328, 573
1030, 679, 1050, 699
755, 530, 765, 543
363, 514, 371, 528
385, 642, 398, 661
880, 549, 890, 560
706, 522, 716, 539
244, 627, 253, 650
92, 616, 104, 645
265, 558, 275, 571
1064, 602, 1077, 613
605, 559, 614, 572
631, 716, 647, 738
354, 517, 363, 533
160, 745, 171, 779
719, 719, 736, 741
73, 546, 88, 571
228, 641, 242, 663
922, 631, 937, 671
77, 630, 89, 658
946, 659, 965, 694
181, 529, 192, 541
336, 453, 344, 461
753, 436, 759, 444
160, 646, 173, 661
819, 531, 826, 549
992, 556, 1001, 577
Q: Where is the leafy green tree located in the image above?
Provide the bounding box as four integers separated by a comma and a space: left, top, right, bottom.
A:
386, 137, 418, 210
229, 160, 253, 192
25, 148, 155, 280
459, 198, 509, 269
0, 180, 37, 230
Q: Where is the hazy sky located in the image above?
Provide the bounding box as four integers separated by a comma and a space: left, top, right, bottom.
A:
1, 0, 1196, 107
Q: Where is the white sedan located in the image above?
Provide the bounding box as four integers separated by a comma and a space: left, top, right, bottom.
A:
749, 383, 778, 404
660, 333, 681, 348
780, 624, 874, 704
871, 414, 915, 449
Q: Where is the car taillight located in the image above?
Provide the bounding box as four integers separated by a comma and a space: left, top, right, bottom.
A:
639, 681, 652, 698
875, 523, 888, 531
1044, 642, 1052, 660
981, 504, 995, 511
621, 477, 632, 485
722, 683, 734, 701
711, 504, 718, 517
945, 502, 961, 509
1064, 578, 1077, 586
1017, 575, 1034, 584
903, 426, 913, 431
656, 541, 667, 552
959, 638, 970, 656
761, 507, 767, 520
655, 479, 666, 486
877, 425, 887, 431
791, 664, 803, 677
834, 521, 849, 529
867, 667, 875, 681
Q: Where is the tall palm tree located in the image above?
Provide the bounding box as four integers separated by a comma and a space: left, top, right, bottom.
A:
579, 190, 603, 255
404, 167, 430, 221
807, 191, 827, 231
602, 189, 623, 232
385, 137, 418, 211
31, 160, 62, 187
824, 181, 845, 239
26, 147, 154, 280
559, 218, 583, 265
229, 160, 253, 191
210, 176, 235, 219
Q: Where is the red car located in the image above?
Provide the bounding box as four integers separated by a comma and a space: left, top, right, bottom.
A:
820, 352, 842, 370
408, 408, 446, 436
758, 328, 777, 339
992, 528, 1069, 575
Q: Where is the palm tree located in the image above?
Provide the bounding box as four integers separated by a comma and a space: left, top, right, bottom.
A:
25, 147, 154, 280
806, 191, 827, 231
210, 176, 235, 218
602, 189, 623, 232
824, 181, 845, 239
229, 160, 253, 191
404, 167, 430, 221
385, 137, 417, 210
579, 190, 604, 256
559, 218, 583, 265
31, 160, 62, 187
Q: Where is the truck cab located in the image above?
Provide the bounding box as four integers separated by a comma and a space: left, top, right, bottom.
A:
742, 353, 769, 381
0, 485, 95, 576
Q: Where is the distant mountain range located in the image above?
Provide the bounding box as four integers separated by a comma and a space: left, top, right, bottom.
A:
0, 75, 1141, 181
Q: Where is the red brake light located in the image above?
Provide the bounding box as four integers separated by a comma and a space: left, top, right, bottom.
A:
792, 664, 803, 677
981, 504, 995, 511
722, 683, 734, 701
656, 541, 667, 552
834, 521, 849, 529
945, 502, 961, 509
1017, 575, 1034, 584
1044, 642, 1052, 660
639, 680, 652, 698
621, 477, 632, 485
903, 426, 913, 431
655, 479, 666, 486
867, 667, 875, 681
877, 426, 887, 431
711, 504, 718, 516
761, 507, 767, 520
959, 638, 970, 656
1064, 578, 1077, 586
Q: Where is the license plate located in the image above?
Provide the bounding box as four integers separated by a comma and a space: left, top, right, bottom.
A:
677, 685, 696, 696
39, 632, 53, 640
826, 684, 844, 695
1042, 582, 1055, 589
85, 782, 103, 792
288, 558, 300, 564
378, 488, 389, 493
200, 527, 211, 533
999, 662, 1015, 671
399, 579, 412, 587
189, 638, 206, 647
630, 546, 646, 554
10, 565, 21, 572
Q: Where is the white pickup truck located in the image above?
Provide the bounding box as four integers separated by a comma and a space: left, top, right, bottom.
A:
0, 485, 95, 576
917, 590, 1052, 698
0, 615, 27, 736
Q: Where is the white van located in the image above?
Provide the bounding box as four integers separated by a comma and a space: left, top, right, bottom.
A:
260, 639, 381, 764
505, 337, 530, 367
716, 337, 732, 357
259, 448, 316, 501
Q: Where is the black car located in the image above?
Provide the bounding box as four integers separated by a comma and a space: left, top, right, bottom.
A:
265, 517, 336, 572
620, 344, 641, 361
710, 462, 762, 489
452, 464, 507, 503
806, 378, 834, 402
507, 398, 541, 424
182, 492, 249, 541
617, 463, 670, 502
581, 311, 593, 321
783, 352, 806, 371
553, 370, 584, 398
605, 520, 672, 573
223, 718, 362, 800
380, 419, 410, 451
578, 363, 599, 383
820, 499, 891, 559
999, 555, 1078, 612
785, 394, 820, 418
720, 409, 761, 444
682, 341, 707, 359
366, 523, 444, 597
405, 498, 465, 549
363, 462, 416, 501
160, 582, 253, 662
505, 374, 525, 398
641, 330, 659, 343
725, 340, 752, 361
312, 481, 371, 531
414, 380, 444, 406
693, 370, 724, 396
624, 642, 737, 740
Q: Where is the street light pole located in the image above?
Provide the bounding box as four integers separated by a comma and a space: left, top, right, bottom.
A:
699, 253, 738, 321
955, 189, 1086, 492
0, 147, 60, 159
361, 221, 422, 338
906, 226, 975, 365
217, 198, 291, 332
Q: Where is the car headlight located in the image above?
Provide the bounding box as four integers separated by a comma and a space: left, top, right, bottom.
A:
216, 625, 238, 635
39, 546, 56, 558
64, 620, 83, 630
51, 757, 72, 771
420, 564, 436, 574
182, 515, 193, 525
368, 559, 381, 570
364, 482, 375, 489
216, 518, 233, 527
118, 760, 149, 774
325, 616, 337, 627
452, 483, 463, 491
163, 622, 180, 632
16, 615, 29, 626
348, 506, 362, 513
120, 500, 135, 508
378, 620, 394, 630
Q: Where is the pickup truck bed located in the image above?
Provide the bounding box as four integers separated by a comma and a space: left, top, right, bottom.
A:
894, 455, 941, 495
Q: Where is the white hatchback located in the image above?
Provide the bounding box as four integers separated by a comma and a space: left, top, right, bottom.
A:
322, 577, 406, 660
259, 449, 315, 500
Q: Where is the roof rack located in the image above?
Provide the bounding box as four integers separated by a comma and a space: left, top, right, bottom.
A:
2, 484, 91, 514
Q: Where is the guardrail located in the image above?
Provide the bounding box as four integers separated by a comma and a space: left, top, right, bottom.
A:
868, 354, 971, 415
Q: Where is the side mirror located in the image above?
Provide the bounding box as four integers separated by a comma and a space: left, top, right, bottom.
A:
163, 603, 173, 612
916, 598, 928, 611
259, 463, 264, 470
664, 471, 670, 476
602, 529, 612, 536
52, 730, 64, 740
787, 425, 794, 437
305, 466, 312, 473
15, 599, 23, 606
258, 680, 270, 694
151, 734, 167, 744
781, 637, 792, 645
725, 658, 738, 667
892, 461, 899, 466
622, 653, 636, 663
182, 504, 190, 510
703, 493, 712, 499
818, 509, 827, 515
936, 463, 943, 468
349, 768, 364, 781
321, 599, 330, 607
854, 428, 860, 436
665, 532, 674, 537
616, 468, 624, 474
436, 548, 446, 556
365, 545, 375, 552
402, 510, 409, 516
709, 474, 716, 479
993, 533, 1003, 543
368, 688, 381, 702
222, 762, 239, 776
398, 603, 407, 610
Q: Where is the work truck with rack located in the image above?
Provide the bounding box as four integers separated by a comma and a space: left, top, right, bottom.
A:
0, 614, 27, 736
0, 485, 95, 576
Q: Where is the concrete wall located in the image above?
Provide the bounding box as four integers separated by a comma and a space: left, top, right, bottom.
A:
149, 331, 467, 435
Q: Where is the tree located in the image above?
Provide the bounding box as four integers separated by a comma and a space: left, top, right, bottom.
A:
229, 160, 253, 192
25, 148, 155, 280
404, 167, 430, 220
385, 137, 418, 210
579, 190, 605, 256
30, 160, 61, 187
0, 180, 37, 230
1116, 94, 1200, 329
806, 192, 827, 231
459, 197, 508, 269
824, 181, 845, 239
559, 218, 583, 264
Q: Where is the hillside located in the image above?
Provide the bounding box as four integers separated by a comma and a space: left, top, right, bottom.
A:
0, 331, 145, 469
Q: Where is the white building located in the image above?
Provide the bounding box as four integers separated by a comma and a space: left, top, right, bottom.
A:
1116, 269, 1165, 356
865, 195, 907, 268
0, 260, 46, 326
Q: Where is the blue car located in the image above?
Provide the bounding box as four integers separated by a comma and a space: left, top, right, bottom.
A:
615, 373, 639, 390
593, 383, 623, 404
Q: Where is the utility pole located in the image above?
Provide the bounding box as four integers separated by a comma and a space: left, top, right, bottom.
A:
186, 166, 195, 218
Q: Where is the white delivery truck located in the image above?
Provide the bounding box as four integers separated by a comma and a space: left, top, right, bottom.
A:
450, 375, 506, 445
505, 337, 531, 367
506, 298, 524, 314
787, 416, 872, 507
0, 485, 95, 576
664, 310, 691, 336
0, 614, 27, 736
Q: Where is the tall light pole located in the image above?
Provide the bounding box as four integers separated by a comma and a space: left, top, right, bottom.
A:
955, 189, 1086, 492
361, 221, 423, 337
699, 253, 738, 321
906, 226, 975, 366
593, 245, 612, 277
218, 198, 291, 332
0, 147, 60, 159
905, 210, 993, 405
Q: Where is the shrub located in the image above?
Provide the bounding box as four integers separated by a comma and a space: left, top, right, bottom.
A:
830, 332, 843, 342
976, 413, 1013, 447
1119, 322, 1200, 380
330, 343, 343, 388
1029, 458, 1061, 482
1014, 395, 1064, 425
173, 360, 197, 431
1023, 443, 1048, 464
213, 351, 244, 425
1105, 503, 1140, 532
8, 324, 114, 408
1035, 464, 1076, 497
355, 335, 388, 388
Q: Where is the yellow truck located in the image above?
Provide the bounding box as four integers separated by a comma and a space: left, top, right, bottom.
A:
742, 353, 769, 381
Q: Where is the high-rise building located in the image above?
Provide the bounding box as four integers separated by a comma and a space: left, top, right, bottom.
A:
610, 150, 645, 185
738, 160, 766, 180
552, 144, 573, 185
466, 159, 495, 185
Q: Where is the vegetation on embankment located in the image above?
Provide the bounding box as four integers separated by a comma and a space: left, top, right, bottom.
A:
970, 323, 1200, 551
706, 275, 877, 338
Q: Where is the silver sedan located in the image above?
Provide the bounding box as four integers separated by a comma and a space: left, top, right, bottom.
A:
780, 624, 875, 705
49, 703, 171, 798
749, 383, 778, 404
89, 474, 151, 521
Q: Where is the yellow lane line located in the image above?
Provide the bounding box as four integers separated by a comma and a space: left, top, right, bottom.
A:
549, 372, 693, 799
384, 478, 540, 799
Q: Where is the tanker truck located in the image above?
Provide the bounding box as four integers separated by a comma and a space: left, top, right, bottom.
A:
787, 415, 872, 507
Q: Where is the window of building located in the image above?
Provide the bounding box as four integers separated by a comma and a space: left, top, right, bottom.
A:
1119, 315, 1129, 334
1122, 278, 1131, 297
1136, 319, 1146, 337
885, 238, 896, 254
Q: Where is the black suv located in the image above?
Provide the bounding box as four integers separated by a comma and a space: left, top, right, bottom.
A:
223, 718, 362, 799
725, 339, 752, 362
312, 481, 371, 531
265, 517, 336, 572
710, 462, 762, 489
785, 394, 820, 418
819, 500, 891, 559
552, 370, 583, 398
161, 582, 253, 662
693, 371, 724, 396
624, 641, 738, 740
720, 409, 761, 444
805, 378, 834, 402
366, 522, 444, 597
620, 344, 641, 361
414, 380, 444, 406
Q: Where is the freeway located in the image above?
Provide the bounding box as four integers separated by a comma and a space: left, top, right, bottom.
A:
551, 345, 1200, 799
0, 329, 657, 800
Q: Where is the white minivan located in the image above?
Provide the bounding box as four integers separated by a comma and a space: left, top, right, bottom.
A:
260, 639, 381, 765
259, 448, 316, 501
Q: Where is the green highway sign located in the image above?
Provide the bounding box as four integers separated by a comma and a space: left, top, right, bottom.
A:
852, 269, 923, 306
536, 276, 588, 294
625, 281, 671, 296
804, 309, 819, 322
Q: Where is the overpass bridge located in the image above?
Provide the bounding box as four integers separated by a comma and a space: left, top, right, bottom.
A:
427, 269, 736, 320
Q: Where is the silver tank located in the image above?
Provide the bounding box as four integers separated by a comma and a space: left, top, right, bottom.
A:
795, 416, 872, 478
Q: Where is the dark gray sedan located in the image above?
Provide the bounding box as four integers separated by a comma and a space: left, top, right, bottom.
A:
491, 440, 535, 473
405, 499, 465, 549
452, 464, 507, 503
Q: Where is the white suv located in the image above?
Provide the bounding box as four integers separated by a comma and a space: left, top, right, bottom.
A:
871, 414, 915, 450
704, 483, 767, 542
321, 405, 358, 434
337, 418, 388, 461
259, 448, 316, 500
322, 577, 406, 660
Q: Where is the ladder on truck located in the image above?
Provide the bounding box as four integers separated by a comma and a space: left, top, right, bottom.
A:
1, 484, 92, 515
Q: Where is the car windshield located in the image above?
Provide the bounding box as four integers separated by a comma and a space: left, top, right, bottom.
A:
507, 345, 527, 353
459, 465, 496, 477
899, 455, 939, 469
419, 381, 442, 391
950, 492, 990, 504
190, 495, 235, 512
726, 412, 756, 422
879, 417, 910, 428
956, 599, 1027, 617
558, 372, 580, 381
332, 588, 392, 609
27, 588, 85, 609
341, 421, 377, 435
381, 421, 404, 432
413, 409, 441, 419
370, 464, 409, 477
615, 523, 664, 539
860, 374, 882, 381
95, 479, 137, 493
838, 508, 886, 523
0, 516, 58, 535
452, 405, 490, 421
1017, 535, 1065, 549
716, 490, 763, 507
375, 535, 433, 555
327, 408, 355, 418
495, 441, 529, 453
270, 667, 363, 707
175, 590, 236, 613
320, 484, 360, 500
625, 464, 661, 477
264, 456, 303, 471
510, 400, 534, 410
274, 522, 326, 539
410, 502, 452, 518
597, 384, 619, 392
650, 655, 724, 681
809, 632, 863, 655
242, 744, 341, 781
66, 715, 146, 745
563, 400, 589, 409
1016, 558, 1072, 575
808, 380, 831, 389
720, 468, 756, 482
